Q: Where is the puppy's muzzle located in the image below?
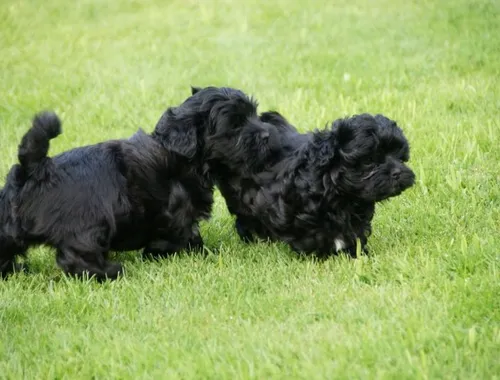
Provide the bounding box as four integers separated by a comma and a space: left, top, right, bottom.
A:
394, 167, 415, 192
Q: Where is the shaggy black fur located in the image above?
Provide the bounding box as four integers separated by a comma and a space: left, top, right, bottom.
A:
0, 110, 213, 280
0, 86, 268, 280
188, 88, 288, 244
210, 108, 416, 257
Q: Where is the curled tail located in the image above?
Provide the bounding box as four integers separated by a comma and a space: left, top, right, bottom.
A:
18, 111, 62, 174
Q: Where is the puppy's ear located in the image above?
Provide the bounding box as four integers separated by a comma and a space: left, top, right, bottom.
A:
333, 119, 354, 146
154, 109, 198, 158
259, 111, 286, 124
259, 111, 290, 126
332, 115, 378, 162
191, 86, 202, 95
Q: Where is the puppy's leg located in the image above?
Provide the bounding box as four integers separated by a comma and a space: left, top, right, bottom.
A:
343, 235, 369, 258
143, 228, 202, 257
56, 247, 122, 281
0, 240, 27, 278
142, 213, 181, 258
56, 225, 122, 281
186, 223, 204, 252
143, 213, 203, 258
235, 216, 256, 243
142, 239, 182, 258
143, 232, 203, 258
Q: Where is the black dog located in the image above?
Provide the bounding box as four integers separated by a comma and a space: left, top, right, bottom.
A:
0, 110, 213, 280
162, 85, 283, 249
0, 86, 275, 280
189, 87, 305, 243
186, 89, 281, 232
210, 109, 416, 257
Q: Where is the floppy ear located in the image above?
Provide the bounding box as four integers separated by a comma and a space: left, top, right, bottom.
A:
154, 109, 198, 159
333, 115, 378, 163
260, 111, 288, 126
332, 118, 357, 147
191, 86, 202, 95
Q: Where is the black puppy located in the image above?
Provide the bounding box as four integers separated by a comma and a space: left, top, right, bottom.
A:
0, 86, 275, 280
212, 110, 416, 257
232, 111, 310, 242
189, 85, 282, 175
0, 109, 213, 280
187, 88, 285, 243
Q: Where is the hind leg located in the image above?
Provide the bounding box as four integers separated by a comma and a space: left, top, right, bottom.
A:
0, 239, 27, 278
56, 225, 122, 281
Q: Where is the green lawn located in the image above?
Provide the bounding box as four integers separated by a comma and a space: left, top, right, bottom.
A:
1, 0, 499, 378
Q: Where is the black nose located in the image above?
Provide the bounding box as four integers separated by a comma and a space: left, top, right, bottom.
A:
391, 168, 401, 179
260, 131, 270, 141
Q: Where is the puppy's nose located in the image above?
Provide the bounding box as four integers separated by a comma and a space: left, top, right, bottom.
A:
391, 168, 401, 179
260, 131, 270, 141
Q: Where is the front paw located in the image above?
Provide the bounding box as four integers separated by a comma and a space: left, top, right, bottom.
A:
186, 234, 204, 252
344, 243, 369, 258
142, 240, 180, 258
235, 218, 254, 243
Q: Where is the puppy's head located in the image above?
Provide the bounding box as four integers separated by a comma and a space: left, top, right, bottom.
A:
311, 113, 415, 202
152, 86, 233, 160
192, 86, 281, 172
230, 118, 280, 171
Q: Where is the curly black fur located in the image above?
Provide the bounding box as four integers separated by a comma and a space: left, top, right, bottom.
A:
0, 108, 216, 280
188, 87, 299, 243
212, 110, 416, 257
0, 86, 274, 280
189, 86, 282, 174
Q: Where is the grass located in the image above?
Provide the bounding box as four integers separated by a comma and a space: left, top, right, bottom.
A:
1, 0, 499, 378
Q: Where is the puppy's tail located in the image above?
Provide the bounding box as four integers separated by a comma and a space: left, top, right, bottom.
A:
18, 111, 62, 173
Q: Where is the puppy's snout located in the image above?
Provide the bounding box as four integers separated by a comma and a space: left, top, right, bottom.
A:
260, 130, 270, 141
391, 168, 401, 180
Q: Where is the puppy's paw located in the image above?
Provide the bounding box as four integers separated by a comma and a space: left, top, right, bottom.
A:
186, 235, 204, 252
68, 262, 123, 282
343, 244, 369, 259
235, 219, 255, 243
103, 262, 123, 280
0, 263, 11, 278
142, 239, 179, 259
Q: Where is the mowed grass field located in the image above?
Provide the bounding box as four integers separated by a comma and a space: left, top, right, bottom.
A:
1, 0, 499, 378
